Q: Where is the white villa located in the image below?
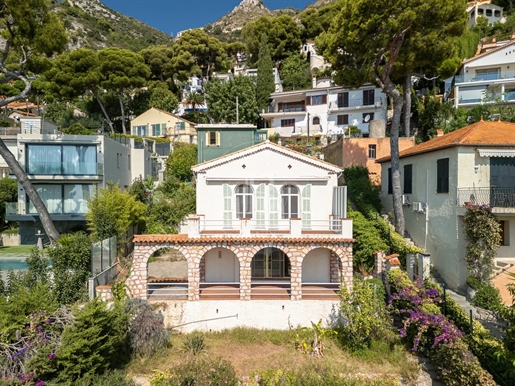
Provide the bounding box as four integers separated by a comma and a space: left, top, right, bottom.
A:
126, 141, 354, 332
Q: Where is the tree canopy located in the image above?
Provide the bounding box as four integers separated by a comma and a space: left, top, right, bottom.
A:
317, 0, 467, 236
256, 34, 275, 111
242, 15, 302, 64
279, 52, 312, 91
204, 76, 259, 124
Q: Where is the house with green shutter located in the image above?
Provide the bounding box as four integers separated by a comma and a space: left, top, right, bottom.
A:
130, 107, 197, 144
125, 140, 354, 332
195, 123, 268, 163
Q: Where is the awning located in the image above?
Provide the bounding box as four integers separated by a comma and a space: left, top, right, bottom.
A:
478, 148, 515, 157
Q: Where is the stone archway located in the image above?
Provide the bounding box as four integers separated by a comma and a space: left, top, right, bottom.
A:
199, 247, 240, 300
302, 248, 331, 283
147, 247, 188, 299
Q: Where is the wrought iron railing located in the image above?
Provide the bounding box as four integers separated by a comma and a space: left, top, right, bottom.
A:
457, 187, 515, 208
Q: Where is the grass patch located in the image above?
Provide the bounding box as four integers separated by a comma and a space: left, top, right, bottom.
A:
126, 328, 419, 383
0, 245, 34, 257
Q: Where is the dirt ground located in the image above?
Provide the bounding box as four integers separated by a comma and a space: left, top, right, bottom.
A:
148, 250, 188, 279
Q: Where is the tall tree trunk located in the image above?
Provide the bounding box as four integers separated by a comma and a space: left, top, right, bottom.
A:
93, 89, 115, 132
380, 78, 405, 237
118, 90, 127, 135
0, 139, 60, 242
403, 74, 411, 137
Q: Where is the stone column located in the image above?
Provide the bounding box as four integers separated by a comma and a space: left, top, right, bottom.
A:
330, 251, 341, 283
340, 244, 353, 290
373, 250, 385, 279
239, 252, 252, 300
406, 253, 416, 280
289, 252, 303, 300
188, 252, 201, 301
418, 253, 431, 280
125, 244, 150, 300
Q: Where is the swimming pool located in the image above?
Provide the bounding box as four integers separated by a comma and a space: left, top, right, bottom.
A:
0, 259, 28, 270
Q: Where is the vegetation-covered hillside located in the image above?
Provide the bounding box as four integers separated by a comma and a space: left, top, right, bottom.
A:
53, 0, 173, 52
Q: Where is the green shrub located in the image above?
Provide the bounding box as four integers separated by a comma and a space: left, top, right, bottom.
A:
46, 232, 92, 305
31, 299, 129, 382
466, 276, 481, 290
338, 279, 392, 350
181, 332, 206, 356
472, 285, 502, 311
125, 298, 170, 357
164, 357, 238, 386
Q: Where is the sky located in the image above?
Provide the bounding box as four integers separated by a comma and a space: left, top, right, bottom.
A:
102, 0, 315, 37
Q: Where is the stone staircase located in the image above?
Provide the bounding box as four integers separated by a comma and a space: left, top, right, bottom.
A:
492, 260, 515, 279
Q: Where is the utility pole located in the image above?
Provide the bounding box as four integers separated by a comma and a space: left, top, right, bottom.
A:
307, 112, 310, 143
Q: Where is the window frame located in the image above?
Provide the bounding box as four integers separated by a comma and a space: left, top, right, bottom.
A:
368, 144, 377, 160
387, 167, 392, 195
281, 185, 300, 219
280, 119, 295, 127
337, 114, 349, 126
363, 89, 375, 106
206, 131, 220, 147
436, 158, 450, 193
235, 184, 253, 219
403, 164, 413, 194
337, 92, 349, 108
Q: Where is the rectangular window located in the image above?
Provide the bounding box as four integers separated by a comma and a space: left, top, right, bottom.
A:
436, 158, 449, 193
368, 144, 377, 159
133, 125, 147, 136
27, 144, 97, 175
310, 95, 327, 105
117, 153, 120, 168
337, 114, 349, 126
206, 131, 220, 146
337, 92, 349, 107
363, 112, 374, 123
128, 155, 131, 170
387, 167, 392, 194
28, 184, 94, 214
499, 221, 510, 246
363, 89, 375, 105
151, 123, 161, 136
403, 164, 413, 194
281, 119, 295, 127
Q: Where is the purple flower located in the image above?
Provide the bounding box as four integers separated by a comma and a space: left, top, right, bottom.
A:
35, 381, 45, 386
48, 352, 56, 360
37, 325, 43, 331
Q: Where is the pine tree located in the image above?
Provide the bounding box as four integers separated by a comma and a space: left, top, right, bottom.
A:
255, 33, 275, 112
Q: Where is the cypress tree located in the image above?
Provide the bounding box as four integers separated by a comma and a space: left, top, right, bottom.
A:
256, 33, 275, 112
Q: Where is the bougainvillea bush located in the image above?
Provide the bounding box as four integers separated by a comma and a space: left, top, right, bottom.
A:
387, 270, 495, 386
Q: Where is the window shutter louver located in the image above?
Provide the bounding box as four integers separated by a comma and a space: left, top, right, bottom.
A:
302, 184, 311, 229
305, 96, 311, 106
322, 95, 327, 104
223, 184, 232, 227
268, 184, 279, 228
216, 131, 221, 146
256, 184, 266, 228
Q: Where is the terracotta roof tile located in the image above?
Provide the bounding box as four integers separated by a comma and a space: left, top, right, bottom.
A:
133, 234, 354, 244
377, 120, 515, 162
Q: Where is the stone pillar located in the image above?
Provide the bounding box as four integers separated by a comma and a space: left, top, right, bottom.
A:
290, 218, 302, 237
385, 254, 401, 272
199, 256, 205, 282
418, 253, 431, 280
239, 253, 252, 300
340, 244, 353, 290
406, 253, 416, 280
188, 253, 201, 301
330, 251, 341, 283
373, 250, 385, 279
125, 244, 150, 299
290, 253, 303, 300
96, 285, 113, 301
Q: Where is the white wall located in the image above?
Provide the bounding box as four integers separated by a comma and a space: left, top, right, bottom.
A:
153, 299, 340, 333
204, 248, 240, 282
380, 147, 469, 289
302, 249, 330, 282
195, 148, 339, 223
102, 137, 132, 189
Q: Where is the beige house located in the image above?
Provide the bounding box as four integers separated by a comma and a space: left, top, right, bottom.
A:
130, 108, 197, 144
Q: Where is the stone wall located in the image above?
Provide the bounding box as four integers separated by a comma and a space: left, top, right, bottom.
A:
126, 240, 353, 301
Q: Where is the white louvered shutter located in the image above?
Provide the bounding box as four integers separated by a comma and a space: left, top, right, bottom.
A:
302, 184, 311, 229
256, 184, 266, 228
269, 184, 279, 228
223, 184, 232, 228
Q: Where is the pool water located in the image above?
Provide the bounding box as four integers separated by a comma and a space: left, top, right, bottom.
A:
0, 259, 28, 271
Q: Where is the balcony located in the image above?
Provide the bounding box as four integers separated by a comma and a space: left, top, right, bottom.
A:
458, 187, 515, 210
24, 162, 104, 176
187, 217, 353, 239
328, 97, 382, 111
453, 72, 515, 84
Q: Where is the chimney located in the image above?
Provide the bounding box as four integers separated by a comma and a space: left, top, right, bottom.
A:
436, 129, 444, 137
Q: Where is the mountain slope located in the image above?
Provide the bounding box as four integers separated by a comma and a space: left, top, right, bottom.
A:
54, 0, 173, 52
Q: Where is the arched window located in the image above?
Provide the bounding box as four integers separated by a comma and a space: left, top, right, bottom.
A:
312, 116, 320, 125
281, 185, 299, 219
235, 184, 253, 218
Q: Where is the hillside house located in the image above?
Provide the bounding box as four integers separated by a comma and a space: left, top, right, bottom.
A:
467, 1, 505, 28
377, 120, 515, 290
130, 108, 197, 144
126, 140, 354, 332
